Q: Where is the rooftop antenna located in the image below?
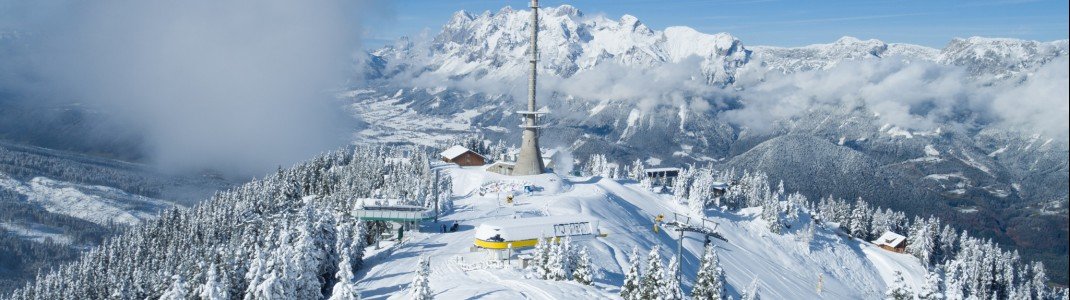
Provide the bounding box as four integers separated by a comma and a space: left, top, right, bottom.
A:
513, 0, 547, 176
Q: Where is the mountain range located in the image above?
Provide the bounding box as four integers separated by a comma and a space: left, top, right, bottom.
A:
348, 5, 1069, 284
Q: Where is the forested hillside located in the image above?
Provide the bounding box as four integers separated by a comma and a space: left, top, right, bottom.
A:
6, 145, 449, 299
0, 142, 230, 292
6, 142, 1065, 299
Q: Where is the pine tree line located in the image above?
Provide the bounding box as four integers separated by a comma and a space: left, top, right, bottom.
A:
626, 159, 651, 188
7, 145, 450, 299
528, 237, 594, 285
619, 246, 688, 300
583, 154, 620, 179
815, 194, 1064, 299
0, 143, 221, 199
443, 134, 511, 163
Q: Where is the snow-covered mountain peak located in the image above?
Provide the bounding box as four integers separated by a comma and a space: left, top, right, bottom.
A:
618, 14, 648, 32
937, 36, 1068, 77
375, 5, 750, 84
370, 5, 1066, 85
663, 26, 743, 58
552, 4, 583, 17
833, 36, 865, 44
832, 36, 889, 56
748, 36, 897, 73
449, 10, 475, 24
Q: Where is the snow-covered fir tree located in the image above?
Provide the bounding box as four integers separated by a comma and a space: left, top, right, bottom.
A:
937, 225, 959, 264
672, 167, 693, 203
870, 208, 905, 240
243, 245, 269, 300
691, 245, 727, 300
199, 263, 227, 300
848, 199, 872, 240
741, 278, 760, 300
573, 246, 594, 285
338, 220, 368, 272
329, 255, 362, 300
258, 269, 289, 299
289, 203, 334, 300
784, 192, 805, 225
410, 256, 432, 300
760, 198, 783, 234
741, 171, 771, 208
885, 271, 913, 300
159, 275, 190, 300
639, 246, 667, 300
584, 154, 618, 179
800, 221, 816, 250
548, 236, 574, 281
546, 240, 567, 281
916, 268, 943, 300
629, 159, 646, 183
530, 237, 553, 280
943, 260, 965, 300
688, 168, 721, 213
1029, 262, 1048, 300
620, 247, 643, 300
435, 170, 455, 213
663, 256, 684, 300
907, 216, 937, 267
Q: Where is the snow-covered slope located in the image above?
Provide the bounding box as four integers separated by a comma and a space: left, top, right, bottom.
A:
750, 37, 941, 73
10, 146, 1059, 299
1, 173, 172, 226
0, 222, 74, 245
354, 167, 927, 299
938, 37, 1069, 79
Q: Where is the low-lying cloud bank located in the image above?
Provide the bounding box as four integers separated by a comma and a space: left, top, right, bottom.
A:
727, 57, 1068, 138
393, 52, 1068, 140
1, 0, 380, 175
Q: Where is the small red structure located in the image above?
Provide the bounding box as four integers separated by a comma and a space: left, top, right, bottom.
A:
440, 145, 486, 167
872, 231, 908, 253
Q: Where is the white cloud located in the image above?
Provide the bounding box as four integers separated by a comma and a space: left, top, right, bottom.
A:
394, 51, 1068, 141
2, 0, 381, 175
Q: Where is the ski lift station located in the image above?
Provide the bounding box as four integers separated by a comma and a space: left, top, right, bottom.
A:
474, 215, 601, 249
644, 167, 680, 187
352, 204, 436, 222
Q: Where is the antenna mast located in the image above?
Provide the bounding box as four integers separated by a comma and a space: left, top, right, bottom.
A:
513, 0, 547, 175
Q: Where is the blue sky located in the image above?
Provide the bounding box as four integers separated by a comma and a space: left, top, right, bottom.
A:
362, 0, 1069, 49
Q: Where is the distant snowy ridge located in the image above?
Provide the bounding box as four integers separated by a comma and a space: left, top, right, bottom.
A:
374, 5, 749, 84
1, 173, 172, 226
370, 5, 1067, 84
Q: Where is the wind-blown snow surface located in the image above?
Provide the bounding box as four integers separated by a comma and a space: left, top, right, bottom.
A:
355, 167, 924, 299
